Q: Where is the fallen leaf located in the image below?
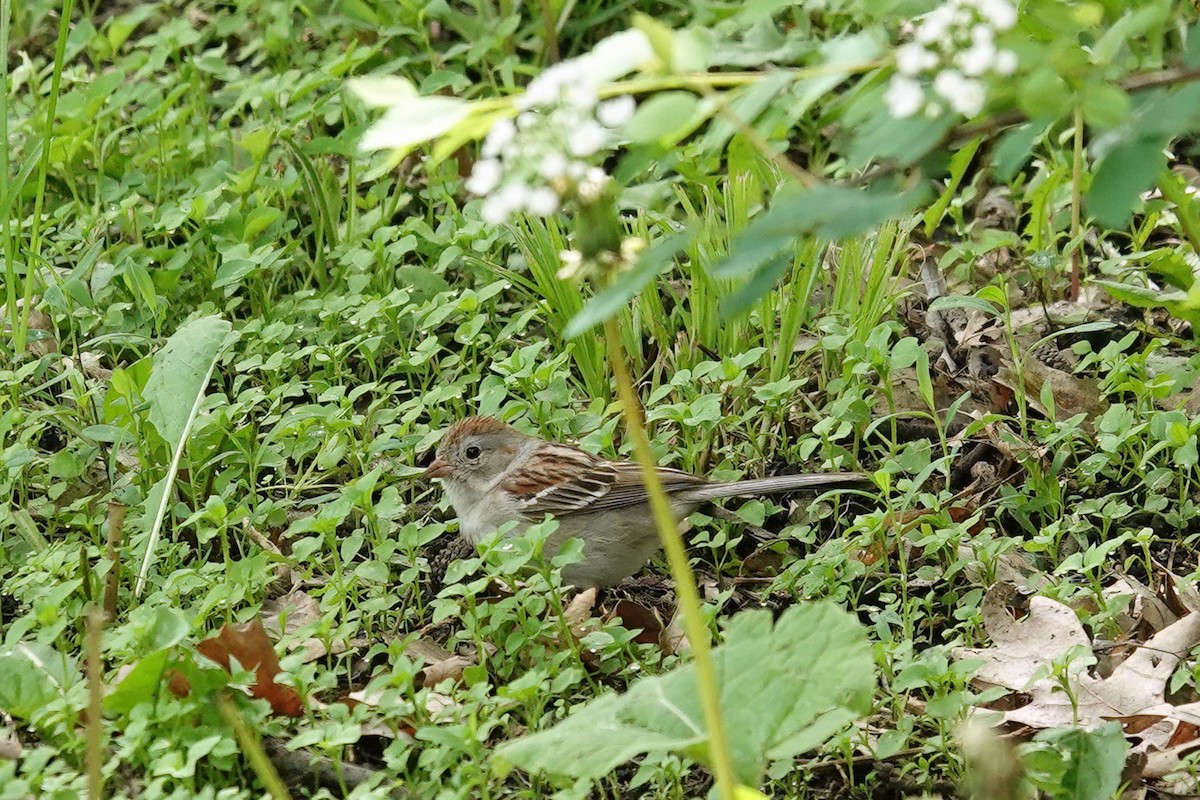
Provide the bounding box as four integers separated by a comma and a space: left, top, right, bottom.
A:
955, 584, 1200, 753
604, 599, 663, 646
196, 618, 304, 716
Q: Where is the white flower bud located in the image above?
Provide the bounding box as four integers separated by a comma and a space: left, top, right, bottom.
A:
885, 75, 925, 119
465, 159, 503, 196
597, 95, 636, 127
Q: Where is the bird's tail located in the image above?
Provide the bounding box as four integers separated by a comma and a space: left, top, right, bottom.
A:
677, 472, 870, 503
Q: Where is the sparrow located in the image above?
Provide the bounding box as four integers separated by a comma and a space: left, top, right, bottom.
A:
425, 416, 866, 586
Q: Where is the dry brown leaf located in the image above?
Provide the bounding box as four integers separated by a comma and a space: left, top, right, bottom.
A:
660, 609, 689, 657
955, 584, 1200, 753
261, 590, 346, 662
604, 599, 663, 646
563, 587, 598, 642
196, 618, 304, 716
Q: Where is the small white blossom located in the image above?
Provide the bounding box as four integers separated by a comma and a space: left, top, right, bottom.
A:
526, 187, 560, 216
597, 95, 636, 127
933, 70, 985, 116
916, 5, 956, 43
885, 75, 926, 119
994, 49, 1018, 75
482, 119, 516, 158
465, 159, 502, 195
538, 152, 569, 179
896, 44, 938, 76
578, 167, 609, 202
958, 38, 996, 76
976, 0, 1017, 30
568, 120, 607, 156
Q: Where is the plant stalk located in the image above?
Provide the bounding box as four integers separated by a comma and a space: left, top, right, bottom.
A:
603, 316, 737, 800
1069, 102, 1084, 301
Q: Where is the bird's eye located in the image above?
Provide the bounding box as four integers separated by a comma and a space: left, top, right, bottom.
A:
465, 445, 481, 460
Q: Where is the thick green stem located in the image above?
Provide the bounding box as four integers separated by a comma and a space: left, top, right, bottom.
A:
603, 316, 737, 800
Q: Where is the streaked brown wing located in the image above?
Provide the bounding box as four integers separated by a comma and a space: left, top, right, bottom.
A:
502, 447, 708, 517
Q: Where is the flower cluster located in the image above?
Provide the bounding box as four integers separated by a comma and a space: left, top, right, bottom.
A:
885, 0, 1019, 119
466, 60, 636, 224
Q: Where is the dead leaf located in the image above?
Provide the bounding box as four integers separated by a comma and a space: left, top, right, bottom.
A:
604, 599, 663, 646
660, 609, 689, 657
196, 618, 304, 716
955, 584, 1200, 753
261, 590, 341, 662
564, 587, 598, 639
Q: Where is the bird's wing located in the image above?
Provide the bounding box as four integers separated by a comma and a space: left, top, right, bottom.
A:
500, 446, 706, 517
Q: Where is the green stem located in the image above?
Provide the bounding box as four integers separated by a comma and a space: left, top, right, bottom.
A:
603, 316, 737, 800
1069, 102, 1084, 301
20, 0, 75, 354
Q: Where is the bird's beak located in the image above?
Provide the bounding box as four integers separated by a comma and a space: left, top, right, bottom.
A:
425, 457, 453, 479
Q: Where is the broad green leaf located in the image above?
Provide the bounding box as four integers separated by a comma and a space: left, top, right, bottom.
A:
495, 602, 873, 785
992, 122, 1047, 181
1019, 69, 1071, 120
848, 112, 954, 170
713, 183, 926, 278
1080, 83, 1130, 130
137, 316, 233, 597
105, 649, 172, 715
1092, 280, 1200, 326
564, 230, 696, 338
143, 316, 233, 449
1088, 137, 1167, 228
1030, 723, 1127, 800
626, 92, 703, 145
0, 643, 78, 721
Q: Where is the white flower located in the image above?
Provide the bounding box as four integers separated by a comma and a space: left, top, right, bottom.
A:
971, 24, 995, 45
915, 5, 956, 43
465, 159, 502, 196
597, 95, 636, 127
482, 119, 516, 158
481, 197, 509, 224
578, 167, 610, 202
517, 111, 539, 130
568, 120, 608, 156
994, 49, 1018, 75
538, 152, 569, 179
977, 0, 1017, 30
885, 75, 926, 119
565, 83, 599, 110
526, 187, 560, 216
896, 44, 938, 76
958, 38, 996, 76
933, 69, 985, 115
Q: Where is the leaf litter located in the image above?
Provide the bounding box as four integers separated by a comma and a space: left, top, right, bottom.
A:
954, 581, 1200, 787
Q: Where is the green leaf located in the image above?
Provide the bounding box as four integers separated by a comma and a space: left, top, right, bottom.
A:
713, 183, 926, 278
1092, 280, 1200, 326
1031, 723, 1127, 800
143, 316, 233, 449
848, 112, 954, 169
1088, 137, 1167, 228
104, 649, 172, 715
1080, 83, 1130, 130
992, 122, 1047, 181
924, 136, 982, 236
356, 91, 474, 154
1019, 69, 1071, 119
137, 316, 233, 597
495, 602, 873, 785
564, 230, 696, 338
626, 92, 703, 145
